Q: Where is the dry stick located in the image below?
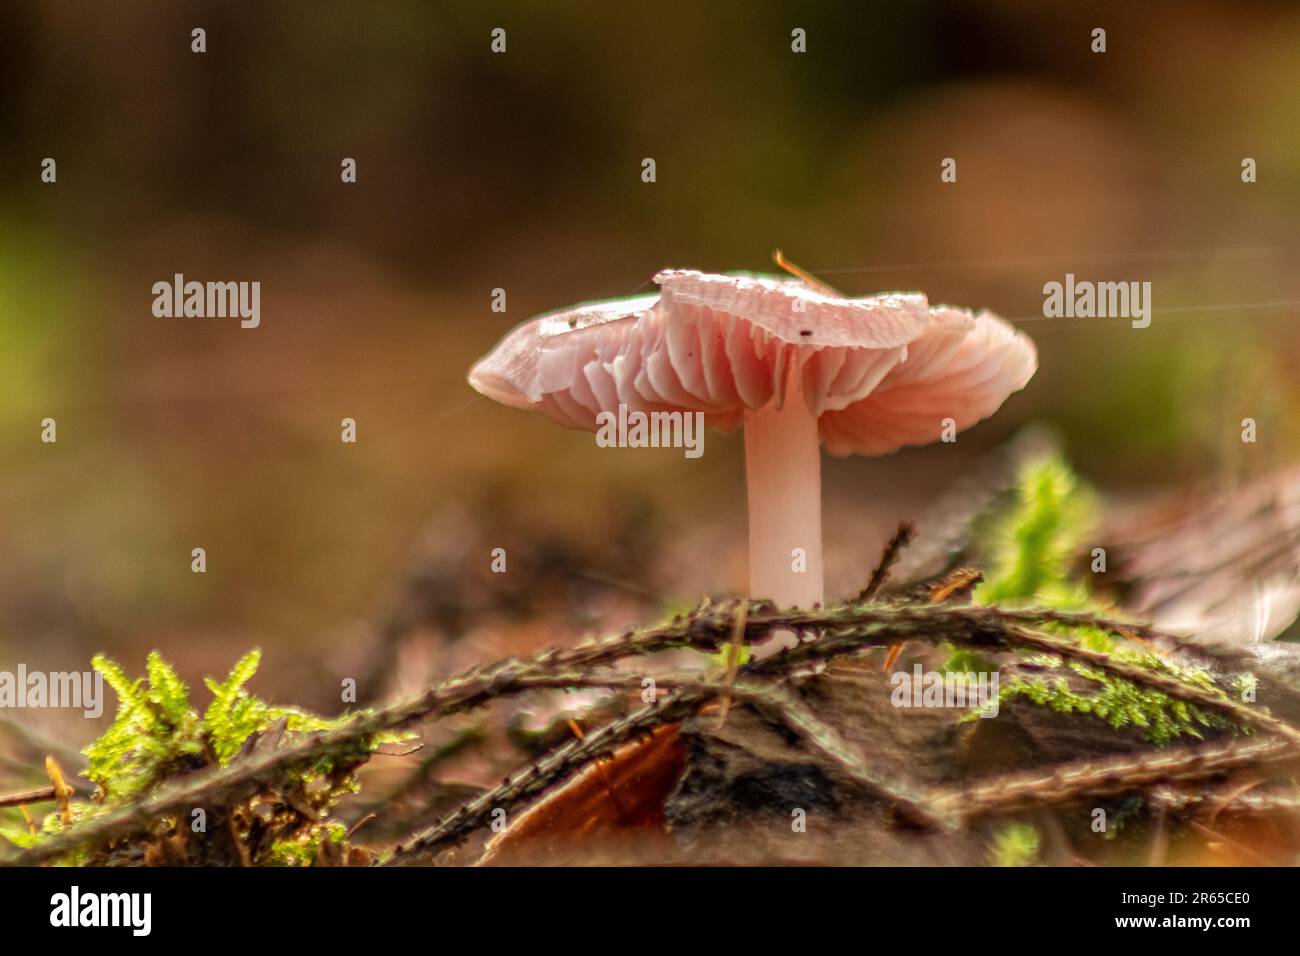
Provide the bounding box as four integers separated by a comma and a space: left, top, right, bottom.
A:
390, 670, 950, 864
728, 677, 950, 829
1150, 781, 1300, 816
3, 720, 383, 867
714, 600, 748, 729
390, 671, 951, 863
988, 606, 1192, 645
0, 785, 55, 810
545, 602, 1298, 756
930, 736, 1293, 820
388, 694, 702, 865
393, 633, 1283, 858
667, 673, 945, 828
1204, 777, 1271, 826
789, 611, 1300, 745
0, 659, 696, 868
735, 604, 1300, 746
856, 522, 915, 603
0, 622, 729, 869
730, 603, 1177, 644
45, 757, 74, 827
1, 617, 744, 867
4, 601, 1292, 864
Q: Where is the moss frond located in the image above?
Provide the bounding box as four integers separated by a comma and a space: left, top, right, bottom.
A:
968, 455, 1246, 744
990, 822, 1040, 866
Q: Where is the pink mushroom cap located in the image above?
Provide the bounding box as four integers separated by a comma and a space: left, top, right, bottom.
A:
468, 269, 1037, 454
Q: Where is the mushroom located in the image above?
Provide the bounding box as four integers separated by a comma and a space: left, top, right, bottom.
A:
469, 265, 1037, 653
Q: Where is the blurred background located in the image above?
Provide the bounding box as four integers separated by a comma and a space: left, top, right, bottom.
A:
1, 0, 1298, 763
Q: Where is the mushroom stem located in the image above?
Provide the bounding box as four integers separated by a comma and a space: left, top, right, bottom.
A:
743, 376, 825, 628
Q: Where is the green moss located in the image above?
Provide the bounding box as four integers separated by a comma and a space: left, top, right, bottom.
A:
990, 822, 1040, 867
999, 650, 1234, 746
968, 455, 1247, 744
974, 454, 1095, 611
84, 652, 204, 801
3, 650, 393, 864
0, 810, 93, 865
83, 649, 356, 801
266, 821, 348, 867
940, 643, 994, 676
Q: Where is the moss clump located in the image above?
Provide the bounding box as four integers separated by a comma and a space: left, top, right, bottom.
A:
975, 453, 1096, 611
1002, 651, 1233, 746
264, 820, 349, 867
967, 454, 1247, 744
85, 650, 352, 801
2, 651, 387, 866
990, 822, 1040, 866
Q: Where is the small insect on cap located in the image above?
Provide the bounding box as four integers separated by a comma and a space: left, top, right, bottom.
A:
467, 269, 1035, 454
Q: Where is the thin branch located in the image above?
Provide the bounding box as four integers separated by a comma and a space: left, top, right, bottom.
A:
387, 694, 702, 864
1149, 781, 1300, 816
856, 522, 914, 602
932, 736, 1294, 820
727, 677, 950, 829
5, 598, 1296, 866
714, 599, 748, 728
717, 604, 1300, 746
0, 785, 56, 810
390, 669, 951, 864
388, 624, 1286, 854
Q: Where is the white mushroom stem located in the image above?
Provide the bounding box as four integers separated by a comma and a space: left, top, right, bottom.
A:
744, 375, 824, 656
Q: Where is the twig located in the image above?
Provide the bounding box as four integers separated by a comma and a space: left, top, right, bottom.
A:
346, 812, 377, 841
1150, 781, 1300, 817
726, 677, 949, 829
989, 606, 1193, 645
714, 600, 748, 729
705, 603, 1300, 746
930, 736, 1293, 819
0, 616, 722, 867
387, 694, 702, 864
0, 785, 56, 810
856, 522, 914, 602
5, 598, 1295, 865
390, 668, 952, 864
45, 757, 74, 827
